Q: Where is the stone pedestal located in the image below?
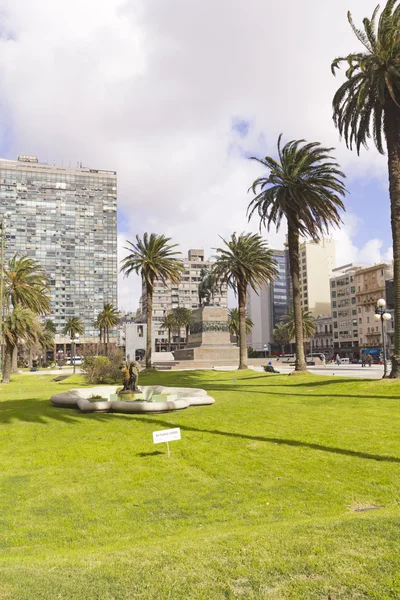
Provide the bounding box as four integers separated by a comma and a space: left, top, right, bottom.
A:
173, 306, 238, 361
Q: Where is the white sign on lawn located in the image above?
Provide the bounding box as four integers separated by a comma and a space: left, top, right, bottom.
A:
153, 428, 181, 458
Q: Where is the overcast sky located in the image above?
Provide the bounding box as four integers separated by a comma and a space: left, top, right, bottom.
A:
0, 0, 393, 310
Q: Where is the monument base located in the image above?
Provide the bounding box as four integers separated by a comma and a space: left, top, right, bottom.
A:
173, 306, 238, 362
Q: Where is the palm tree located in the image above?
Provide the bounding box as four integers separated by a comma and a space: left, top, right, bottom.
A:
2, 306, 41, 383
281, 309, 316, 354
3, 254, 51, 372
228, 308, 253, 346
213, 233, 277, 370
171, 307, 192, 347
272, 322, 290, 355
94, 313, 104, 353
4, 254, 50, 314
96, 303, 120, 356
62, 317, 84, 338
120, 233, 184, 369
62, 317, 84, 366
331, 2, 400, 377
248, 135, 346, 372
161, 312, 178, 351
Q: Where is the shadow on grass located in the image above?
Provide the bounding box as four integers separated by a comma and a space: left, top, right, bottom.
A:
0, 399, 112, 425
135, 416, 400, 464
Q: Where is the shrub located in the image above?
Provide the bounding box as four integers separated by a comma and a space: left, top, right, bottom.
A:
82, 351, 124, 385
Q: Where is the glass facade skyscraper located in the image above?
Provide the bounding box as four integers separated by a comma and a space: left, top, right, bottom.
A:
0, 156, 117, 342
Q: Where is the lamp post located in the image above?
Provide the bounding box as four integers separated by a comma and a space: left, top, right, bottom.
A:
71, 333, 80, 374
374, 298, 392, 378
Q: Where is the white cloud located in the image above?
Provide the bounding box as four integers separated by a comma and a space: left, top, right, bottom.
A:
0, 0, 393, 310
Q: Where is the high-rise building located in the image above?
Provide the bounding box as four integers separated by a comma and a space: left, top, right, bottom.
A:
138, 249, 228, 351
286, 238, 336, 317
330, 263, 363, 358
247, 248, 288, 354
0, 155, 117, 347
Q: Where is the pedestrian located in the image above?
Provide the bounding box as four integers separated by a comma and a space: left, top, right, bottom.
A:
361, 352, 366, 368
336, 354, 341, 365
367, 354, 372, 367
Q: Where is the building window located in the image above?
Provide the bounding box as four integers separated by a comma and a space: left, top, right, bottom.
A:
332, 291, 336, 298
333, 301, 336, 308
331, 281, 336, 288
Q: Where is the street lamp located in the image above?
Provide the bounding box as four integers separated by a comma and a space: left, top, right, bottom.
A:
71, 333, 80, 374
374, 298, 391, 378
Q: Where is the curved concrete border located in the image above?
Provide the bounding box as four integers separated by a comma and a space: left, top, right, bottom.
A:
50, 385, 215, 413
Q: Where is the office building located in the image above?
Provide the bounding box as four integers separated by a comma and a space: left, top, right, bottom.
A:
247, 248, 288, 354
0, 155, 117, 348
138, 249, 228, 351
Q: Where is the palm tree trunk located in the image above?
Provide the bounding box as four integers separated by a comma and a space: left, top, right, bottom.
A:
3, 341, 12, 383
146, 283, 153, 369
385, 99, 400, 378
185, 324, 189, 346
168, 328, 171, 352
287, 224, 307, 371
106, 327, 109, 356
12, 345, 18, 373
238, 284, 248, 370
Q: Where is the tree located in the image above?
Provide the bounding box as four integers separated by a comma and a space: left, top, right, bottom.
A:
248, 135, 346, 372
280, 309, 316, 351
62, 317, 84, 338
228, 308, 253, 345
3, 254, 51, 373
171, 307, 192, 347
96, 303, 120, 356
213, 233, 277, 370
331, 1, 400, 377
272, 322, 290, 355
2, 306, 41, 383
94, 313, 104, 352
120, 233, 184, 369
161, 313, 178, 351
4, 254, 50, 314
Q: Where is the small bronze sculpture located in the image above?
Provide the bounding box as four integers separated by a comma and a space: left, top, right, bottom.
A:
121, 361, 140, 393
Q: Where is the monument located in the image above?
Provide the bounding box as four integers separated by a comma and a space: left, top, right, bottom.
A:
173, 308, 238, 363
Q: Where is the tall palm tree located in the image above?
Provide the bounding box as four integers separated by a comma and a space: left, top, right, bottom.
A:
96, 303, 120, 356
62, 317, 84, 338
280, 308, 316, 354
3, 254, 51, 372
161, 312, 178, 351
62, 317, 84, 366
248, 135, 346, 372
331, 1, 400, 377
272, 321, 290, 355
94, 313, 104, 353
171, 307, 192, 347
213, 233, 277, 370
228, 307, 253, 346
4, 254, 50, 314
2, 306, 41, 383
120, 233, 184, 369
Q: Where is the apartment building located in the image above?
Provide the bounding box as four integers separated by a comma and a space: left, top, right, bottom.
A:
138, 249, 228, 351
286, 238, 336, 317
330, 264, 363, 357
309, 315, 333, 355
0, 155, 117, 348
355, 263, 393, 350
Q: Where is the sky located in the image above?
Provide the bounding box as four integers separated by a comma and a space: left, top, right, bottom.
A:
0, 0, 393, 310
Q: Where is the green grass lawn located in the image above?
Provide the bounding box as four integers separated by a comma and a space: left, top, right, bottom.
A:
1, 370, 400, 599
